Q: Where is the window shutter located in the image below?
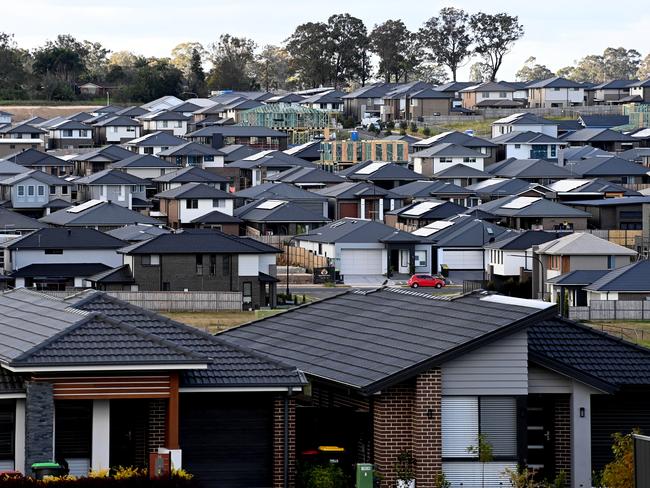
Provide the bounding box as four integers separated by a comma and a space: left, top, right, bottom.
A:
442, 396, 478, 458
480, 397, 518, 458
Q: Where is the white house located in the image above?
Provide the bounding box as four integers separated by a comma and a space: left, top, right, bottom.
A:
411, 143, 487, 177
140, 111, 189, 137
527, 77, 585, 108
491, 113, 559, 138
155, 182, 235, 228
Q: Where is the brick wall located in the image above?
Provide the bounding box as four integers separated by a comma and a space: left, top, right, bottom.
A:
273, 396, 296, 488
148, 399, 167, 453
413, 369, 442, 488
25, 381, 54, 470
554, 395, 571, 484
372, 381, 415, 488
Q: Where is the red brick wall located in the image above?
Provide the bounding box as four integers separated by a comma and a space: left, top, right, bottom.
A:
273, 396, 296, 488
372, 368, 442, 488
413, 369, 442, 488
554, 395, 571, 484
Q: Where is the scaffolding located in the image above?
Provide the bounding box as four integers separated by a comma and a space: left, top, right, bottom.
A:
238, 105, 332, 145
622, 103, 650, 129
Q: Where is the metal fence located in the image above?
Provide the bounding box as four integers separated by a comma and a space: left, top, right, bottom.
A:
569, 300, 650, 321
43, 290, 243, 312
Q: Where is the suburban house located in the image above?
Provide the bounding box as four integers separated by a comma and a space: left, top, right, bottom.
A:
531, 232, 637, 300
627, 79, 650, 102
491, 113, 559, 138
189, 211, 242, 235
0, 287, 303, 485
412, 131, 497, 164
109, 154, 179, 180
0, 138, 44, 158
5, 148, 73, 176
485, 230, 562, 287
92, 115, 142, 145
564, 156, 648, 184
486, 158, 573, 184
316, 181, 402, 221
46, 120, 93, 149
380, 81, 432, 121
320, 139, 410, 169
71, 145, 135, 176
585, 80, 634, 105
204, 144, 261, 168
432, 164, 491, 188
4, 228, 126, 289
338, 160, 422, 189
580, 259, 650, 303
407, 87, 455, 119
140, 110, 190, 136
233, 198, 330, 235
125, 131, 188, 155
564, 196, 650, 230
471, 195, 590, 231
491, 132, 566, 160
549, 179, 638, 202
467, 178, 551, 203
299, 89, 345, 112
0, 206, 48, 235
392, 180, 478, 207
186, 126, 289, 151
157, 141, 222, 167
106, 224, 170, 243
265, 166, 345, 189
40, 200, 162, 230
412, 214, 511, 279
226, 151, 316, 189
561, 128, 638, 152
155, 183, 235, 228
0, 122, 47, 142
412, 144, 488, 178
342, 82, 398, 120
234, 182, 328, 217
152, 166, 230, 192
0, 170, 73, 216
74, 169, 150, 210
295, 218, 424, 280
384, 200, 468, 231
120, 229, 281, 308
527, 77, 585, 108
460, 81, 523, 109
221, 286, 650, 488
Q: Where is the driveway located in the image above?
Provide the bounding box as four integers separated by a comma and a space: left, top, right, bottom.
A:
343, 275, 387, 287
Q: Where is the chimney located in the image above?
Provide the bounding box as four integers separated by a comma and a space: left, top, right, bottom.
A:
211, 133, 224, 150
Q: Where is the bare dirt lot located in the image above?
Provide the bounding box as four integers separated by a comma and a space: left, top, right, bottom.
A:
4, 105, 101, 121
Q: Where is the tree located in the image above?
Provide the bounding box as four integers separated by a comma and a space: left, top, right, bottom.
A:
515, 56, 554, 81
253, 45, 292, 91
170, 42, 206, 76
0, 32, 30, 99
187, 48, 207, 97
469, 62, 490, 82
369, 20, 411, 83
638, 53, 650, 80
119, 57, 183, 102
327, 14, 371, 88
33, 34, 88, 83
81, 40, 110, 83
207, 34, 256, 91
410, 62, 448, 85
109, 50, 138, 68
470, 12, 524, 81
602, 47, 641, 80
285, 22, 333, 88
419, 7, 472, 82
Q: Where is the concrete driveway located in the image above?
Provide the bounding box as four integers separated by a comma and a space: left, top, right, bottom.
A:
343, 275, 387, 287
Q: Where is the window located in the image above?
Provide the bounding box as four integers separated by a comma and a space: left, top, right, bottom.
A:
386, 144, 394, 161
514, 144, 521, 149
17, 186, 24, 196
162, 120, 169, 128
499, 92, 507, 98
196, 254, 203, 275
142, 254, 160, 266
210, 254, 217, 275
463, 157, 476, 163
397, 144, 404, 161
204, 155, 214, 163
243, 281, 253, 304
50, 186, 56, 195
222, 254, 231, 275
414, 250, 427, 267
554, 87, 561, 91
548, 255, 561, 270
162, 282, 170, 291
550, 145, 557, 158
376, 144, 383, 160
212, 199, 224, 208
112, 126, 118, 133
44, 249, 63, 255
0, 402, 15, 459
442, 396, 517, 460
186, 199, 199, 209
176, 121, 182, 128
439, 157, 453, 163
61, 186, 68, 195
607, 255, 615, 269
27, 186, 34, 196
63, 129, 73, 137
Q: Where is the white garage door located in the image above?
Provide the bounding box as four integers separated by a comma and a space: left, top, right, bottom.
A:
340, 249, 383, 275
442, 250, 483, 270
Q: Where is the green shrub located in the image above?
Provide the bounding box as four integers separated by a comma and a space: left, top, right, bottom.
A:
399, 121, 408, 130
422, 127, 431, 136
386, 121, 395, 130
409, 122, 418, 133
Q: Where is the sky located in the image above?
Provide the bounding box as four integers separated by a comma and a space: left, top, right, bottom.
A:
1, 0, 648, 81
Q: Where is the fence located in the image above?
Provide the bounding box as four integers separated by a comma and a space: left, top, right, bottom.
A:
478, 105, 622, 118
463, 280, 486, 294
582, 229, 642, 249
570, 300, 650, 321
43, 290, 243, 312
277, 245, 329, 272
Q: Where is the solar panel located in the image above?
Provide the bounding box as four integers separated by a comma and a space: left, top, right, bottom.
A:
256, 199, 286, 210
355, 162, 389, 175
403, 201, 443, 216
66, 199, 104, 213
501, 196, 541, 209
244, 150, 274, 161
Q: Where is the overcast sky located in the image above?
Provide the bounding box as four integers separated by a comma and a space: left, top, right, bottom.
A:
1, 0, 648, 81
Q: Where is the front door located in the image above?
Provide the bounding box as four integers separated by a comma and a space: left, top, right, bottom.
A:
527, 395, 556, 479
110, 400, 150, 468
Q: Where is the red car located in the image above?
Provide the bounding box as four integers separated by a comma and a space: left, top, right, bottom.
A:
407, 274, 445, 289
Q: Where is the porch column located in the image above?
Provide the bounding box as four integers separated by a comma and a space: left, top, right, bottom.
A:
166, 374, 180, 449
412, 369, 442, 488
571, 382, 592, 488
273, 394, 296, 488
360, 198, 366, 219
15, 399, 25, 473
25, 381, 54, 470
91, 400, 111, 472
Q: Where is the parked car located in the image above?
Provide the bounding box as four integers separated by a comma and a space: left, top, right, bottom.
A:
407, 274, 445, 289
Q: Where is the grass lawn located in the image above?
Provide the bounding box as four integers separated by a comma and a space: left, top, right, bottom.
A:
583, 320, 650, 348
162, 309, 284, 334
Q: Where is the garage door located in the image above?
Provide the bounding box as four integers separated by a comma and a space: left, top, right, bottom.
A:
340, 249, 383, 275
442, 250, 483, 270
180, 394, 273, 488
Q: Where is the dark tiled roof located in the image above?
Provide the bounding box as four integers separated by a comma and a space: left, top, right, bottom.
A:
527, 77, 584, 89
433, 164, 491, 179
391, 180, 474, 198
579, 115, 629, 128
315, 181, 400, 199
585, 260, 650, 292
414, 143, 486, 158
529, 317, 650, 391
562, 128, 636, 143
40, 201, 162, 227
106, 224, 170, 242
190, 210, 243, 224
75, 169, 149, 186
155, 182, 234, 200
472, 195, 590, 218
266, 166, 344, 185
126, 131, 187, 147
569, 156, 648, 177
157, 141, 221, 157
235, 182, 326, 201
387, 200, 467, 220
484, 230, 561, 250
339, 161, 421, 182
234, 199, 329, 223
10, 263, 112, 278
296, 218, 420, 244
413, 131, 496, 149
220, 288, 555, 392
546, 269, 609, 286
486, 159, 572, 179
7, 227, 126, 249
87, 265, 134, 284
152, 166, 229, 183
415, 215, 511, 246
491, 131, 564, 145
110, 154, 178, 169
0, 206, 47, 230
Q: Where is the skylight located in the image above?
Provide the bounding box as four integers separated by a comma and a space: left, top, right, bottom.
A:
356, 161, 389, 175
66, 199, 104, 213
501, 196, 542, 209
403, 201, 443, 216
257, 199, 286, 209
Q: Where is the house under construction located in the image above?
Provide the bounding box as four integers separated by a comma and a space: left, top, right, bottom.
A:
238, 105, 332, 145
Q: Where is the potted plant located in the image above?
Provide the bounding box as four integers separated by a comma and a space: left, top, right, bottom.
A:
394, 450, 416, 488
